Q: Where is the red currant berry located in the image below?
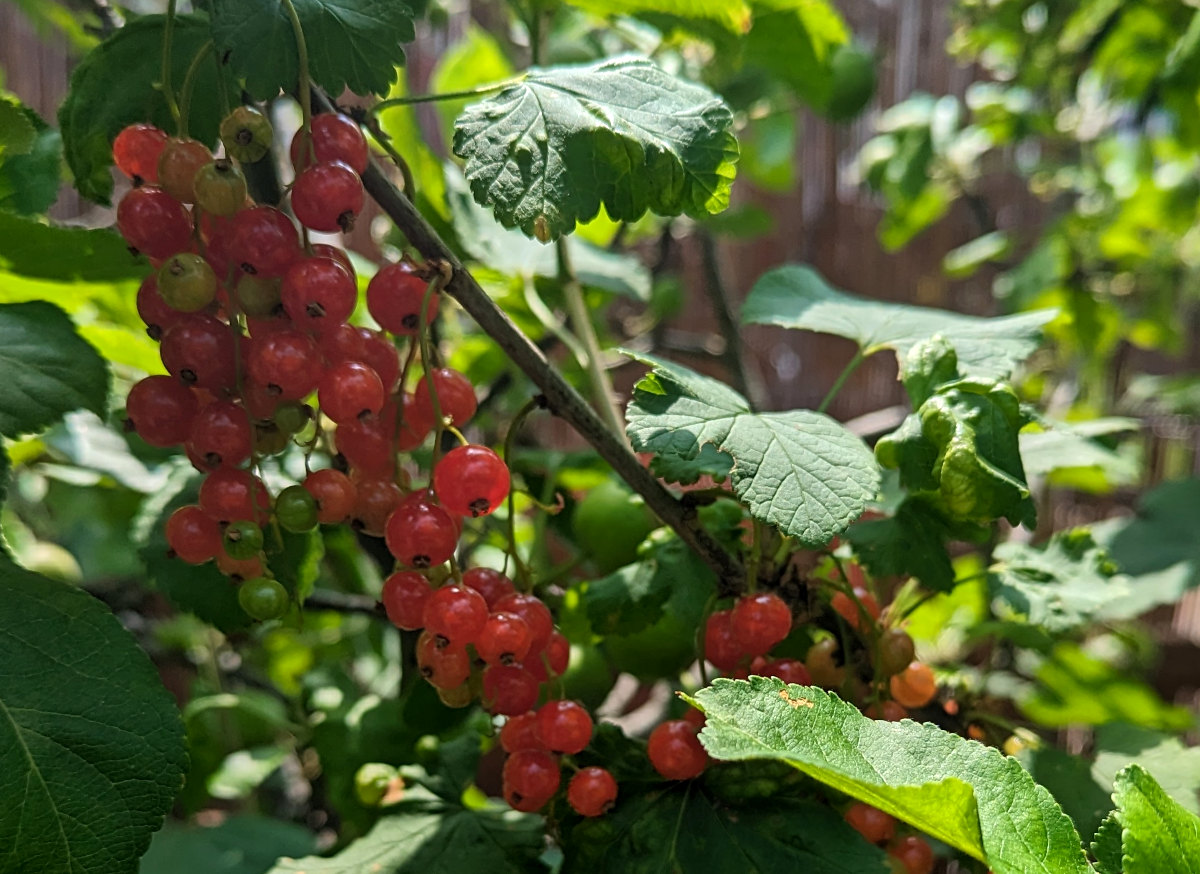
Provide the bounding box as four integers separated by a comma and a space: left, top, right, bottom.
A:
395, 392, 432, 451
310, 243, 355, 278
888, 836, 934, 874
193, 158, 248, 217
567, 767, 618, 817
136, 276, 183, 340
116, 186, 191, 259
422, 584, 487, 646
433, 445, 510, 518
385, 498, 460, 569
877, 629, 916, 677
291, 114, 369, 173
165, 504, 222, 564
482, 664, 540, 715
889, 662, 937, 709
215, 551, 265, 580
335, 417, 395, 477
125, 375, 199, 447
318, 325, 401, 391
525, 630, 570, 683
845, 802, 895, 845
199, 467, 271, 524
291, 160, 364, 233
412, 368, 477, 429
647, 720, 708, 781
189, 400, 253, 468
157, 252, 218, 312
381, 571, 434, 630
302, 468, 357, 524
366, 261, 436, 334
500, 711, 545, 753
535, 699, 593, 754
461, 567, 516, 610
416, 631, 470, 689
349, 476, 403, 536
158, 137, 212, 203
493, 593, 554, 655
704, 609, 744, 671
319, 361, 385, 425
113, 123, 168, 183
502, 749, 560, 813
247, 329, 321, 400
281, 256, 356, 330
476, 612, 533, 666
227, 207, 301, 278
731, 592, 792, 656
159, 314, 239, 390
831, 586, 881, 631
766, 658, 812, 685
865, 700, 909, 722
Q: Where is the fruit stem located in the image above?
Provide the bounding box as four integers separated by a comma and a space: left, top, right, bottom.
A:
817, 348, 866, 415
350, 106, 417, 199
369, 76, 529, 113
503, 396, 544, 590
177, 40, 214, 141
557, 238, 628, 446
417, 272, 448, 467
160, 0, 182, 130
745, 520, 764, 594
280, 0, 313, 135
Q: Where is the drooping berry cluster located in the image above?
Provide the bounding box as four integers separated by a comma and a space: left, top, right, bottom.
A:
114, 109, 510, 621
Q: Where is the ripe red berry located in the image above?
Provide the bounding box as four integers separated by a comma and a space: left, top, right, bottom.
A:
461, 567, 515, 610
433, 444, 510, 517
535, 700, 593, 754
866, 700, 909, 722
116, 186, 192, 259
422, 584, 487, 646
215, 551, 265, 580
310, 243, 356, 279
198, 467, 271, 524
567, 767, 618, 817
730, 592, 792, 656
136, 276, 184, 339
476, 612, 533, 666
888, 836, 934, 874
381, 571, 433, 630
165, 504, 221, 564
482, 664, 540, 715
385, 498, 460, 569
290, 114, 369, 173
125, 375, 199, 447
189, 400, 252, 468
366, 261, 436, 334
525, 630, 569, 683
704, 609, 744, 671
318, 361, 386, 425
889, 662, 937, 709
157, 137, 212, 203
281, 256, 357, 330
227, 207, 301, 278
247, 329, 321, 400
113, 123, 168, 183
647, 720, 708, 781
500, 711, 545, 753
831, 586, 881, 631
416, 631, 470, 689
412, 368, 477, 429
291, 160, 364, 232
318, 324, 401, 391
302, 468, 357, 524
845, 802, 896, 845
159, 314, 239, 390
493, 593, 554, 655
766, 658, 812, 685
502, 749, 560, 812
335, 418, 395, 476
349, 476, 404, 536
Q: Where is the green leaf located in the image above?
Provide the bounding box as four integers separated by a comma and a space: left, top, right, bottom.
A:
1014, 744, 1113, 843
584, 531, 710, 636
0, 94, 36, 157
648, 442, 733, 485
691, 677, 1092, 874
0, 301, 109, 438
140, 816, 318, 874
0, 104, 64, 215
742, 264, 1056, 380
1091, 812, 1123, 874
989, 529, 1125, 633
561, 782, 889, 873
565, 0, 753, 40
742, 0, 849, 108
266, 788, 549, 874
1020, 418, 1140, 488
429, 26, 516, 133
1114, 765, 1200, 873
624, 352, 879, 546
846, 498, 958, 591
269, 528, 324, 606
209, 0, 416, 100
0, 211, 144, 281
58, 14, 240, 204
943, 231, 1012, 279
1092, 723, 1200, 819
453, 57, 738, 241
0, 556, 187, 874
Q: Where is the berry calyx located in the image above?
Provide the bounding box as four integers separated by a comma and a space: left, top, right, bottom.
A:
433, 444, 510, 517
416, 631, 470, 688
220, 106, 274, 163
647, 720, 708, 781
567, 767, 618, 817
535, 699, 593, 754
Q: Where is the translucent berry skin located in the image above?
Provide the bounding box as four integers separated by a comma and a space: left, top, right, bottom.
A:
482, 664, 540, 716
535, 699, 593, 754
385, 498, 459, 569
116, 186, 192, 259
158, 252, 218, 312
888, 836, 934, 874
318, 325, 401, 391
222, 519, 264, 560
165, 504, 221, 564
647, 720, 708, 781
422, 584, 488, 647
227, 207, 301, 278
493, 593, 554, 655
199, 467, 271, 524
412, 368, 477, 429
276, 485, 320, 532
366, 261, 436, 335
290, 113, 369, 173
889, 662, 937, 709
189, 400, 252, 467
766, 658, 812, 685
113, 123, 168, 183
136, 276, 184, 339
319, 361, 385, 425
247, 329, 321, 400
500, 711, 545, 753
525, 630, 569, 683
303, 468, 357, 524
567, 767, 618, 817
502, 749, 561, 812
160, 315, 239, 390
461, 567, 516, 610
844, 802, 895, 845
416, 631, 470, 688
193, 158, 248, 217
349, 476, 403, 536
335, 417, 395, 476
433, 445, 510, 518
157, 137, 213, 203
220, 106, 274, 163
239, 577, 289, 621
291, 161, 364, 233
281, 256, 357, 330
381, 571, 434, 630
216, 551, 265, 580
126, 375, 199, 447
731, 592, 792, 656
476, 612, 533, 666
704, 609, 744, 671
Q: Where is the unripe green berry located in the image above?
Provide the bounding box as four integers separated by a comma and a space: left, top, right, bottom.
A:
238, 576, 288, 620
276, 484, 319, 532
157, 253, 217, 312
193, 158, 248, 216
223, 519, 264, 560
354, 763, 398, 806
220, 106, 274, 163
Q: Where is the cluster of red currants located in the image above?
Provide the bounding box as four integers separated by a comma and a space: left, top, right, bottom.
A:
113, 108, 510, 620
380, 565, 616, 816
844, 803, 936, 874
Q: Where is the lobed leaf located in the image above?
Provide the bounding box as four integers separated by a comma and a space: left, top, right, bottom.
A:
1113, 765, 1200, 873
690, 677, 1092, 874
453, 57, 738, 241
